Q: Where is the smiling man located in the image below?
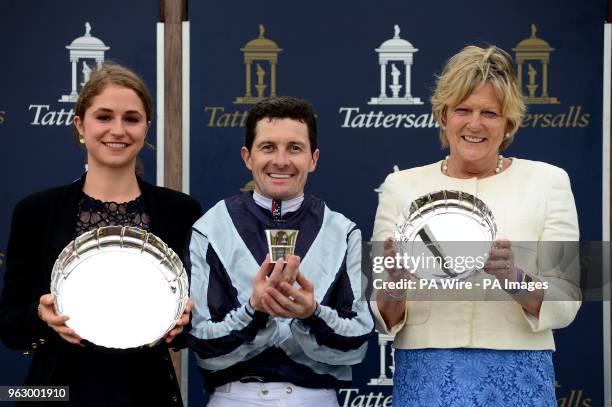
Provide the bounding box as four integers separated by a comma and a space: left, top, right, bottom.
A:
187, 96, 374, 406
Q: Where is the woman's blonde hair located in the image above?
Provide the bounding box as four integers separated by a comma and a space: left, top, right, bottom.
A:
431, 45, 525, 151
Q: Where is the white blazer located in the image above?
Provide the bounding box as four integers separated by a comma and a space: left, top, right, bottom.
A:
371, 158, 580, 350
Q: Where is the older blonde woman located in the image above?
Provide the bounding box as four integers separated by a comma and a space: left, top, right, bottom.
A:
372, 46, 580, 406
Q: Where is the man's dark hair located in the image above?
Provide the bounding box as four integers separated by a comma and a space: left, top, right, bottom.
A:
244, 96, 318, 153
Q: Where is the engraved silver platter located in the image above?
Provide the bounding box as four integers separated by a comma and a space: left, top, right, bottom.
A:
50, 226, 188, 349
395, 190, 497, 280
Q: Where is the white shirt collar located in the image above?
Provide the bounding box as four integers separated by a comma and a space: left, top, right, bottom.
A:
252, 190, 304, 216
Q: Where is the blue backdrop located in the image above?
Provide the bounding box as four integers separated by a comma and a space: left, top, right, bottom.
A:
188, 0, 607, 406
0, 1, 608, 406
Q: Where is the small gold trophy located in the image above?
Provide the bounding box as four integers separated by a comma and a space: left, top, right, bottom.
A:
265, 229, 300, 284
265, 229, 299, 262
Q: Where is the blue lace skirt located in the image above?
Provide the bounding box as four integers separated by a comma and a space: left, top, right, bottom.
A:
392, 348, 556, 407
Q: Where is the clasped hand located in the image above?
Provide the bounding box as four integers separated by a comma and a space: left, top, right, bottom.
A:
250, 254, 316, 319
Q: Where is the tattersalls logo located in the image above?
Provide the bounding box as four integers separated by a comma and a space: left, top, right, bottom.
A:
234, 25, 282, 105
513, 24, 590, 128
58, 22, 110, 103
368, 25, 422, 106
29, 22, 110, 127
366, 334, 395, 386
339, 334, 396, 404
331, 167, 402, 405
337, 166, 401, 405
556, 381, 592, 407
203, 25, 282, 128
338, 25, 436, 130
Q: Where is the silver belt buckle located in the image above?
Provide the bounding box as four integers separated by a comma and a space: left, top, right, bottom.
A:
239, 375, 266, 383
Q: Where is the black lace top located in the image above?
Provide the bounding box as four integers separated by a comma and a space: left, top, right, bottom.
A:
54, 192, 156, 394
75, 192, 150, 236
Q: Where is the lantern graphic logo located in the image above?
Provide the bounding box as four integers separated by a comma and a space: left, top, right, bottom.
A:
59, 22, 110, 103
513, 24, 560, 105
368, 25, 423, 105
234, 25, 283, 105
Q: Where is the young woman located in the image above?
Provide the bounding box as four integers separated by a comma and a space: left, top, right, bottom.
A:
0, 63, 202, 406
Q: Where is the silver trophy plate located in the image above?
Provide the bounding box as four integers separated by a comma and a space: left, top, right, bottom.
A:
50, 226, 188, 350
395, 190, 497, 280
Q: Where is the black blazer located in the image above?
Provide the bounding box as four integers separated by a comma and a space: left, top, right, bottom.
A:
0, 175, 203, 406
